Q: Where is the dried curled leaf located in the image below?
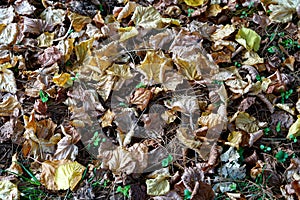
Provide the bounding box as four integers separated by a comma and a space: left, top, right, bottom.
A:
0, 121, 14, 143
0, 6, 14, 24
117, 2, 137, 21
68, 12, 92, 32
0, 23, 18, 45
130, 88, 153, 111
233, 111, 259, 133
287, 115, 300, 139
0, 96, 20, 116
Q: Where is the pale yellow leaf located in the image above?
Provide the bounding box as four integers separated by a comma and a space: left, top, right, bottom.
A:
234, 111, 259, 133
287, 115, 300, 139
0, 63, 17, 94
227, 131, 243, 149
0, 180, 19, 200
0, 23, 18, 45
242, 51, 264, 65
268, 0, 299, 23
37, 32, 54, 47
184, 0, 207, 6
235, 28, 261, 51
68, 12, 92, 32
55, 161, 85, 191
146, 174, 170, 196
0, 96, 20, 116
211, 24, 235, 41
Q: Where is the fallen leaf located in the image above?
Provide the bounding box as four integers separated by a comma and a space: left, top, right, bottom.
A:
146, 174, 170, 196
38, 46, 62, 67
268, 0, 300, 23
227, 131, 243, 149
100, 109, 115, 128
0, 6, 14, 24
130, 88, 153, 111
0, 96, 20, 116
14, 0, 36, 15
68, 12, 92, 32
40, 8, 65, 26
0, 63, 17, 94
37, 32, 54, 47
0, 23, 18, 45
235, 27, 261, 51
53, 73, 73, 88
211, 24, 235, 41
184, 0, 207, 7
287, 115, 300, 139
242, 51, 264, 65
7, 153, 23, 175
117, 1, 137, 21
0, 180, 20, 200
233, 111, 259, 133
55, 161, 85, 191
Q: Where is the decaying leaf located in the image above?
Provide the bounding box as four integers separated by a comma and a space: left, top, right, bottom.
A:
53, 73, 73, 88
130, 88, 153, 111
37, 32, 54, 47
55, 161, 85, 191
117, 1, 137, 21
0, 180, 20, 200
7, 153, 23, 175
183, 0, 207, 7
146, 174, 170, 196
100, 109, 115, 127
268, 0, 300, 23
210, 24, 235, 41
235, 27, 261, 51
231, 111, 259, 133
68, 12, 92, 32
0, 23, 18, 45
54, 125, 81, 161
98, 143, 148, 175
0, 63, 17, 94
0, 96, 20, 116
0, 6, 14, 24
0, 121, 14, 142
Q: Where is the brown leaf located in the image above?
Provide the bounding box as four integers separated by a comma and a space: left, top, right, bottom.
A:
0, 95, 20, 116
68, 12, 92, 32
14, 0, 36, 15
130, 88, 153, 111
238, 96, 256, 111
0, 121, 14, 143
38, 46, 62, 67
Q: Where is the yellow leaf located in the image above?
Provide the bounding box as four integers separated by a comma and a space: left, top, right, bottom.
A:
184, 0, 206, 7
146, 174, 170, 196
118, 26, 139, 42
37, 32, 54, 47
235, 28, 261, 51
137, 51, 173, 84
234, 111, 259, 133
287, 115, 300, 139
55, 161, 85, 191
227, 131, 243, 149
74, 38, 94, 64
242, 51, 264, 65
101, 109, 115, 127
53, 73, 72, 88
0, 62, 17, 94
68, 12, 92, 32
207, 4, 223, 17
0, 180, 20, 200
211, 24, 235, 41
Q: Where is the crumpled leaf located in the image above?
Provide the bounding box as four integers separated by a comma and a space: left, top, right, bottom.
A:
41, 160, 69, 190
210, 24, 235, 41
232, 111, 259, 133
53, 73, 73, 88
130, 88, 153, 111
55, 161, 85, 191
98, 143, 148, 175
268, 0, 300, 23
40, 8, 65, 26
57, 38, 74, 61
54, 125, 81, 161
184, 0, 207, 7
117, 1, 137, 21
137, 51, 173, 84
0, 6, 14, 24
68, 12, 92, 32
100, 109, 115, 127
0, 121, 14, 143
131, 5, 180, 29
146, 174, 170, 196
7, 153, 23, 175
287, 115, 300, 139
0, 95, 20, 116
0, 23, 18, 45
242, 51, 264, 65
38, 46, 62, 67
37, 32, 54, 47
0, 180, 20, 200
14, 0, 36, 15
225, 75, 252, 95
226, 131, 243, 149
235, 27, 261, 51
0, 63, 17, 94
164, 95, 199, 114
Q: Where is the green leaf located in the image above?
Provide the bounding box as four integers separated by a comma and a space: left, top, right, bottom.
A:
161, 158, 169, 167
275, 150, 288, 163
235, 27, 261, 51
117, 185, 130, 198
135, 82, 146, 88
39, 90, 49, 103
276, 121, 281, 132
184, 189, 192, 200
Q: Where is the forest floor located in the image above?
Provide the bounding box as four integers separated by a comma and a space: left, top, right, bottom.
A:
0, 0, 300, 199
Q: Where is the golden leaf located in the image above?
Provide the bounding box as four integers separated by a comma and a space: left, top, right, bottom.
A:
117, 2, 137, 21
53, 73, 73, 88
101, 109, 115, 127
234, 111, 259, 133
287, 115, 300, 139
227, 131, 243, 149
184, 0, 206, 7
37, 32, 54, 47
68, 12, 92, 32
55, 161, 85, 191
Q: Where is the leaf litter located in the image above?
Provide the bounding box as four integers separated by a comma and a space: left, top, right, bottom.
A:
0, 0, 299, 199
